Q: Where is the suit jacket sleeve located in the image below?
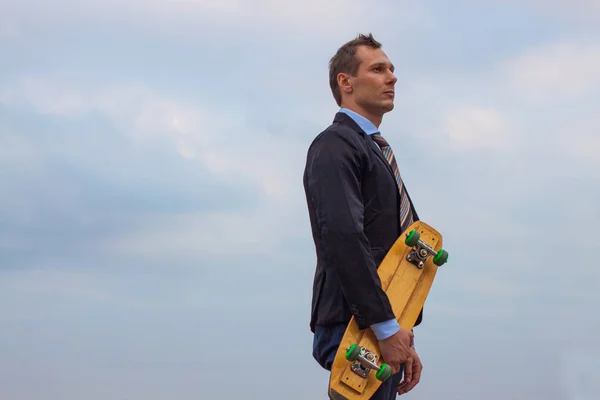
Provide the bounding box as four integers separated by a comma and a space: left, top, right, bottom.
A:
305, 130, 395, 330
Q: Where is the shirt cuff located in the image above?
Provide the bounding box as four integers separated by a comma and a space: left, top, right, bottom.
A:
370, 318, 399, 340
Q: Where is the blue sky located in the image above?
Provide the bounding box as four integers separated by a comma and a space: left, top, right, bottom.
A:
1, 1, 600, 399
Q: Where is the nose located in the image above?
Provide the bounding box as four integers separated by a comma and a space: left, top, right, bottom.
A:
387, 70, 397, 85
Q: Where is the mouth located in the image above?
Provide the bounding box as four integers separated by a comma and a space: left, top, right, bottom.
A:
384, 90, 395, 97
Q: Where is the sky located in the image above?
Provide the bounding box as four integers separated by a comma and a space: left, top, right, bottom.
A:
1, 0, 599, 399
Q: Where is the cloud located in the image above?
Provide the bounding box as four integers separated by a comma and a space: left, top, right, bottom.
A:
0, 77, 299, 200
475, 0, 600, 23
99, 209, 274, 259
489, 39, 600, 171
391, 35, 600, 180
442, 105, 517, 150
0, 78, 209, 147
0, 0, 425, 42
501, 41, 600, 99
516, 0, 600, 16
554, 115, 600, 169
0, 75, 314, 262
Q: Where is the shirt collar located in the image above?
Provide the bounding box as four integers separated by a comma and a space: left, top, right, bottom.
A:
339, 108, 379, 135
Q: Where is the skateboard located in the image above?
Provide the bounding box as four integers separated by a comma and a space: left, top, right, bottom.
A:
328, 220, 448, 399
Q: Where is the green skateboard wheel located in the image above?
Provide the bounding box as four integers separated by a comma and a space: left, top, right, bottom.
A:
433, 249, 448, 266
376, 363, 393, 382
345, 344, 360, 361
405, 230, 420, 247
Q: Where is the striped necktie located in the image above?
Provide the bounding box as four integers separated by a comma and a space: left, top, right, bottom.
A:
371, 132, 415, 232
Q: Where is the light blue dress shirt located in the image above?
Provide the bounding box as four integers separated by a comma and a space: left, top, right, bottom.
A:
338, 108, 401, 341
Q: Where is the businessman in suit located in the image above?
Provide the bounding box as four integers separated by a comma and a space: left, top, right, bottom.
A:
303, 33, 423, 398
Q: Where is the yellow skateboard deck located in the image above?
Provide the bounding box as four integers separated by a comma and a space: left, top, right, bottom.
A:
328, 220, 448, 399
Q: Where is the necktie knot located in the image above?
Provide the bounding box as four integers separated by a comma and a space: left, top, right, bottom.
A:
371, 132, 390, 148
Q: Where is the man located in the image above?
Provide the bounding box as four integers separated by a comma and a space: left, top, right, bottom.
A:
303, 33, 423, 398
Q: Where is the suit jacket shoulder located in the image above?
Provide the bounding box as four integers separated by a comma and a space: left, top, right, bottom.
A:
305, 113, 371, 169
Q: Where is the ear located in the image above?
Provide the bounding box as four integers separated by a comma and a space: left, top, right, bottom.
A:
337, 73, 353, 95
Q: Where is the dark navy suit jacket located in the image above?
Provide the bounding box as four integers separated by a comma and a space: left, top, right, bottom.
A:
303, 112, 422, 333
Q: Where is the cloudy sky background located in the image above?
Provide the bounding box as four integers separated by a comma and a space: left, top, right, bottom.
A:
1, 0, 599, 399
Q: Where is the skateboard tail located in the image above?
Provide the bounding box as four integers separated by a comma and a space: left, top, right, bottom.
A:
329, 388, 350, 399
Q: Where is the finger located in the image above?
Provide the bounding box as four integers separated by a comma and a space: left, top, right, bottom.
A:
403, 358, 413, 384
413, 361, 422, 383
398, 376, 418, 395
398, 361, 421, 395
397, 378, 409, 389
398, 376, 414, 395
396, 377, 410, 396
396, 382, 408, 396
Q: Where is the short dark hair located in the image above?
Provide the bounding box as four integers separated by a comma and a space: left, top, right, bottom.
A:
329, 33, 382, 106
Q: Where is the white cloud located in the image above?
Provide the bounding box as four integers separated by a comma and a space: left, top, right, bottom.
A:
0, 76, 312, 258
477, 0, 600, 22
511, 0, 600, 16
0, 78, 220, 175
0, 0, 423, 40
99, 209, 271, 258
0, 77, 299, 199
501, 41, 600, 99
556, 118, 600, 168
396, 37, 600, 177
442, 105, 517, 150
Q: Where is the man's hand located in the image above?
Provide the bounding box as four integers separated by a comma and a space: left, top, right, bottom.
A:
397, 347, 422, 395
377, 329, 414, 374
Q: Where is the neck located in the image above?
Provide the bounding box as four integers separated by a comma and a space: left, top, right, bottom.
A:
340, 101, 382, 128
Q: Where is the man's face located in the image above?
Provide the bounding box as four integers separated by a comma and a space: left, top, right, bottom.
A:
347, 46, 397, 116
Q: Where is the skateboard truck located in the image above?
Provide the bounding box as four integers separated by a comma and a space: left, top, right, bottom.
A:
344, 344, 393, 382
404, 230, 449, 269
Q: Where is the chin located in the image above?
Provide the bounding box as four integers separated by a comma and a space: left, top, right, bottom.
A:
382, 102, 394, 112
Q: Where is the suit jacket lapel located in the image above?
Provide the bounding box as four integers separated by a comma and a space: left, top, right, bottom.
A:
333, 112, 412, 219
368, 136, 397, 182
333, 112, 398, 185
